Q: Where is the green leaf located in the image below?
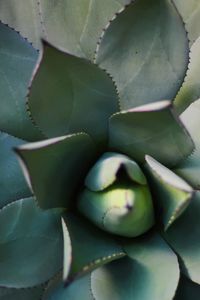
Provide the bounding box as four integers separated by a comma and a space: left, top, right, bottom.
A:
175, 276, 200, 300
109, 101, 194, 167
0, 0, 131, 59
28, 42, 118, 146
173, 0, 200, 46
165, 191, 200, 285
91, 233, 179, 300
0, 22, 43, 141
16, 133, 96, 209
0, 286, 44, 300
42, 273, 94, 300
85, 152, 147, 192
62, 213, 125, 283
174, 38, 200, 114
145, 155, 193, 230
0, 132, 31, 207
174, 99, 200, 188
40, 0, 131, 59
0, 197, 63, 288
95, 0, 189, 109
0, 1, 42, 49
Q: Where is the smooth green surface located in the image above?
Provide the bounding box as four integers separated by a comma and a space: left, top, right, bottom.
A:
173, 0, 200, 46
16, 133, 96, 209
0, 197, 63, 288
145, 156, 193, 230
91, 233, 179, 300
0, 286, 44, 300
175, 276, 200, 300
43, 273, 94, 300
174, 38, 200, 114
0, 1, 42, 48
28, 42, 118, 146
0, 132, 31, 207
40, 0, 131, 59
78, 184, 154, 237
109, 101, 194, 167
62, 214, 125, 283
85, 152, 147, 191
175, 99, 200, 189
96, 0, 189, 109
165, 191, 200, 284
0, 22, 43, 141
0, 0, 131, 58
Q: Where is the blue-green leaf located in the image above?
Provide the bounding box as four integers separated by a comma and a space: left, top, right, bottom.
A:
0, 22, 43, 141
96, 0, 189, 109
63, 213, 125, 283
0, 132, 31, 207
16, 133, 96, 209
0, 286, 44, 300
28, 42, 118, 146
91, 233, 179, 300
109, 101, 194, 167
145, 155, 193, 230
0, 197, 63, 288
165, 191, 200, 284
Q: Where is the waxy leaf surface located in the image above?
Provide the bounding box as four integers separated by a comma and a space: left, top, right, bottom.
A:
16, 133, 96, 209
91, 233, 179, 300
0, 197, 63, 288
0, 22, 42, 141
28, 42, 118, 146
109, 101, 194, 167
96, 0, 189, 109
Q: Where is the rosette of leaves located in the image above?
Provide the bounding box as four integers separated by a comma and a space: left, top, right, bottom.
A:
1, 0, 200, 299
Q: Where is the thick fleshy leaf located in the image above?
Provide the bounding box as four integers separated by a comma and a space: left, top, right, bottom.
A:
96, 0, 189, 109
175, 276, 200, 300
0, 132, 31, 207
0, 0, 131, 58
85, 152, 147, 192
0, 1, 42, 49
91, 233, 179, 300
175, 99, 200, 188
173, 0, 200, 46
0, 22, 43, 141
40, 0, 131, 59
62, 214, 125, 283
0, 197, 63, 288
174, 38, 200, 114
109, 101, 194, 167
145, 156, 193, 230
165, 191, 200, 284
28, 42, 118, 146
16, 133, 96, 209
0, 286, 44, 300
42, 273, 94, 300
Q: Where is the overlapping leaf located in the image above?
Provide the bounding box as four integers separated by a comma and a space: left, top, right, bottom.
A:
91, 233, 179, 300
0, 197, 63, 288
28, 42, 118, 146
0, 132, 31, 207
96, 0, 189, 109
0, 22, 43, 141
0, 286, 44, 300
173, 0, 200, 46
165, 191, 200, 285
145, 156, 193, 230
62, 214, 125, 283
109, 101, 194, 167
16, 133, 96, 209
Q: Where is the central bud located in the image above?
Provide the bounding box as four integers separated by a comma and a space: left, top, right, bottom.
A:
78, 152, 154, 237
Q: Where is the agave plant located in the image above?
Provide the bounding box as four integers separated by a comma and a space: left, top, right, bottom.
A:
1, 0, 200, 299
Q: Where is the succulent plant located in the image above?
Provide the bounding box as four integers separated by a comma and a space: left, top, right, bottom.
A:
1, 0, 200, 299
